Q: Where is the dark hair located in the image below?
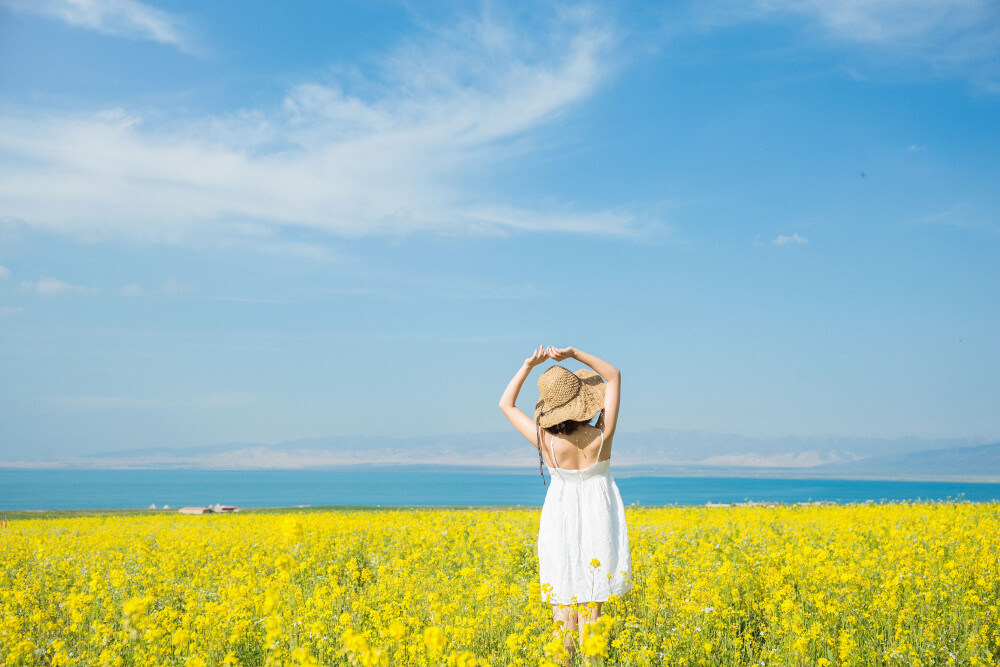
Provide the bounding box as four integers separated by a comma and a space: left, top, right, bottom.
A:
544, 419, 588, 436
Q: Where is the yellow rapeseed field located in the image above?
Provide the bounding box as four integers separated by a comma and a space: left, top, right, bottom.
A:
2, 503, 999, 666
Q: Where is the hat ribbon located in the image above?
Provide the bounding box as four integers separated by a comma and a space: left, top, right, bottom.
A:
536, 373, 583, 421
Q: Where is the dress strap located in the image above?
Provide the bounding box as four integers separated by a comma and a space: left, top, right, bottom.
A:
547, 432, 558, 469
596, 428, 605, 462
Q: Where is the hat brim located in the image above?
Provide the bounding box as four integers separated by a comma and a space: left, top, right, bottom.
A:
534, 369, 606, 428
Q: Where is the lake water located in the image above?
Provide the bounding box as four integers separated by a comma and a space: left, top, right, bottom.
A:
2, 468, 999, 511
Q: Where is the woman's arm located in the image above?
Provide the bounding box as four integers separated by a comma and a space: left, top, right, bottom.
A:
499, 346, 549, 446
546, 347, 621, 441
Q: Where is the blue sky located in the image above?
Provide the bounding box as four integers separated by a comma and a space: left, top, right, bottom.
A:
1, 0, 999, 460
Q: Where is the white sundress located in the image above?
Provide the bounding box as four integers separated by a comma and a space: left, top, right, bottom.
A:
537, 429, 633, 605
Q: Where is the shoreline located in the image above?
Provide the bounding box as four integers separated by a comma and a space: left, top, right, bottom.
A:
4, 470, 998, 515
2, 465, 998, 484
4, 497, 998, 519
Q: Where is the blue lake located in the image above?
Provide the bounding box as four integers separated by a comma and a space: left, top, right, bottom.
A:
2, 468, 998, 511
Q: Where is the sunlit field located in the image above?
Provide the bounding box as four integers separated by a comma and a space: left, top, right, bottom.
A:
2, 503, 999, 666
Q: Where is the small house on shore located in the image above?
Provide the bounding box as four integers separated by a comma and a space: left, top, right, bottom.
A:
178, 505, 240, 515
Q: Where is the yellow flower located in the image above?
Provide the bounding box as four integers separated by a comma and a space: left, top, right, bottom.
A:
449, 650, 479, 667
171, 628, 190, 647
122, 596, 150, 618
580, 616, 613, 658
423, 625, 446, 652
291, 646, 321, 666
581, 632, 607, 658
387, 620, 406, 639
543, 634, 569, 662
281, 517, 305, 544
4, 503, 997, 667
274, 552, 294, 574
590, 558, 601, 568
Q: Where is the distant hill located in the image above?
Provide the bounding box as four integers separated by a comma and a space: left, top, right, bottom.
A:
810, 441, 1000, 480
2, 430, 997, 481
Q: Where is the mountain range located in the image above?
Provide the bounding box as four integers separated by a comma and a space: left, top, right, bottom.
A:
3, 430, 998, 482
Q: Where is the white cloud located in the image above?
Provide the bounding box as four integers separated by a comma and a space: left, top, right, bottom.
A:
0, 0, 194, 53
22, 277, 98, 295
699, 0, 1000, 87
41, 393, 254, 410
0, 306, 24, 316
0, 264, 9, 279
0, 10, 624, 242
914, 203, 998, 233
773, 233, 808, 245
121, 281, 202, 296
917, 204, 966, 225
758, 0, 995, 45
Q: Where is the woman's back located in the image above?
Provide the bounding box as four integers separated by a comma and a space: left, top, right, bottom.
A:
543, 424, 610, 471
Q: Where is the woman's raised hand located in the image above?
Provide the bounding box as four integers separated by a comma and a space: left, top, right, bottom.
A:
546, 346, 576, 361
524, 345, 548, 368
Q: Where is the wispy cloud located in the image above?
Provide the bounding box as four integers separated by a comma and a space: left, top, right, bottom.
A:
121, 281, 288, 303
0, 0, 195, 53
118, 280, 202, 296
21, 277, 99, 295
914, 203, 999, 233
773, 233, 808, 245
758, 0, 996, 47
40, 393, 255, 411
698, 0, 1000, 88
318, 267, 544, 302
0, 9, 623, 242
198, 295, 291, 305
0, 264, 10, 279
0, 306, 24, 316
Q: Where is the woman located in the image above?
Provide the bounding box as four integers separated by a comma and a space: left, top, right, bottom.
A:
499, 345, 632, 660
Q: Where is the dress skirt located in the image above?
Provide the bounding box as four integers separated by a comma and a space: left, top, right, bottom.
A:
537, 460, 632, 604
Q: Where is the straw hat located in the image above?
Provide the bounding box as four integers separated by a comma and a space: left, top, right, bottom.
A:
534, 365, 606, 428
